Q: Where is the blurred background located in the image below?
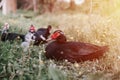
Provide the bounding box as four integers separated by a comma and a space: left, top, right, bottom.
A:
0, 0, 120, 16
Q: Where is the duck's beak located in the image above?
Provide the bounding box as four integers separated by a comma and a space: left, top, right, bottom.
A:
46, 38, 52, 42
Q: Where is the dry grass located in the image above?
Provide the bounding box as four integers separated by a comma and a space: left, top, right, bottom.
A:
1, 10, 120, 79
34, 12, 120, 80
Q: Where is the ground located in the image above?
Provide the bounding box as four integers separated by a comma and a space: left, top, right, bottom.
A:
0, 10, 120, 80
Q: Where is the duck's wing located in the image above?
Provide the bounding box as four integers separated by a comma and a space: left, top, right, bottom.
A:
60, 42, 109, 62
63, 42, 108, 55
45, 41, 109, 62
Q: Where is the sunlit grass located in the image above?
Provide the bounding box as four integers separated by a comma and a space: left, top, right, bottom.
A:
1, 10, 120, 79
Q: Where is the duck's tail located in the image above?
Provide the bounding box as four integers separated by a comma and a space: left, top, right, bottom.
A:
100, 45, 109, 54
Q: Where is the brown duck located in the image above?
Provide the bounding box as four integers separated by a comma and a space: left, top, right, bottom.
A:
45, 30, 109, 63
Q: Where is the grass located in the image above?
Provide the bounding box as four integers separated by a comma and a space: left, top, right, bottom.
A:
1, 10, 120, 80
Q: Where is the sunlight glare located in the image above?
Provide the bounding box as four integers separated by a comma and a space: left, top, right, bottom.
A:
62, 0, 85, 5
75, 0, 85, 5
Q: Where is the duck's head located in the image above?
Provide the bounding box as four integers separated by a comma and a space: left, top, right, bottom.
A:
2, 23, 10, 33
50, 30, 67, 43
29, 24, 36, 33
51, 30, 63, 39
47, 25, 52, 31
